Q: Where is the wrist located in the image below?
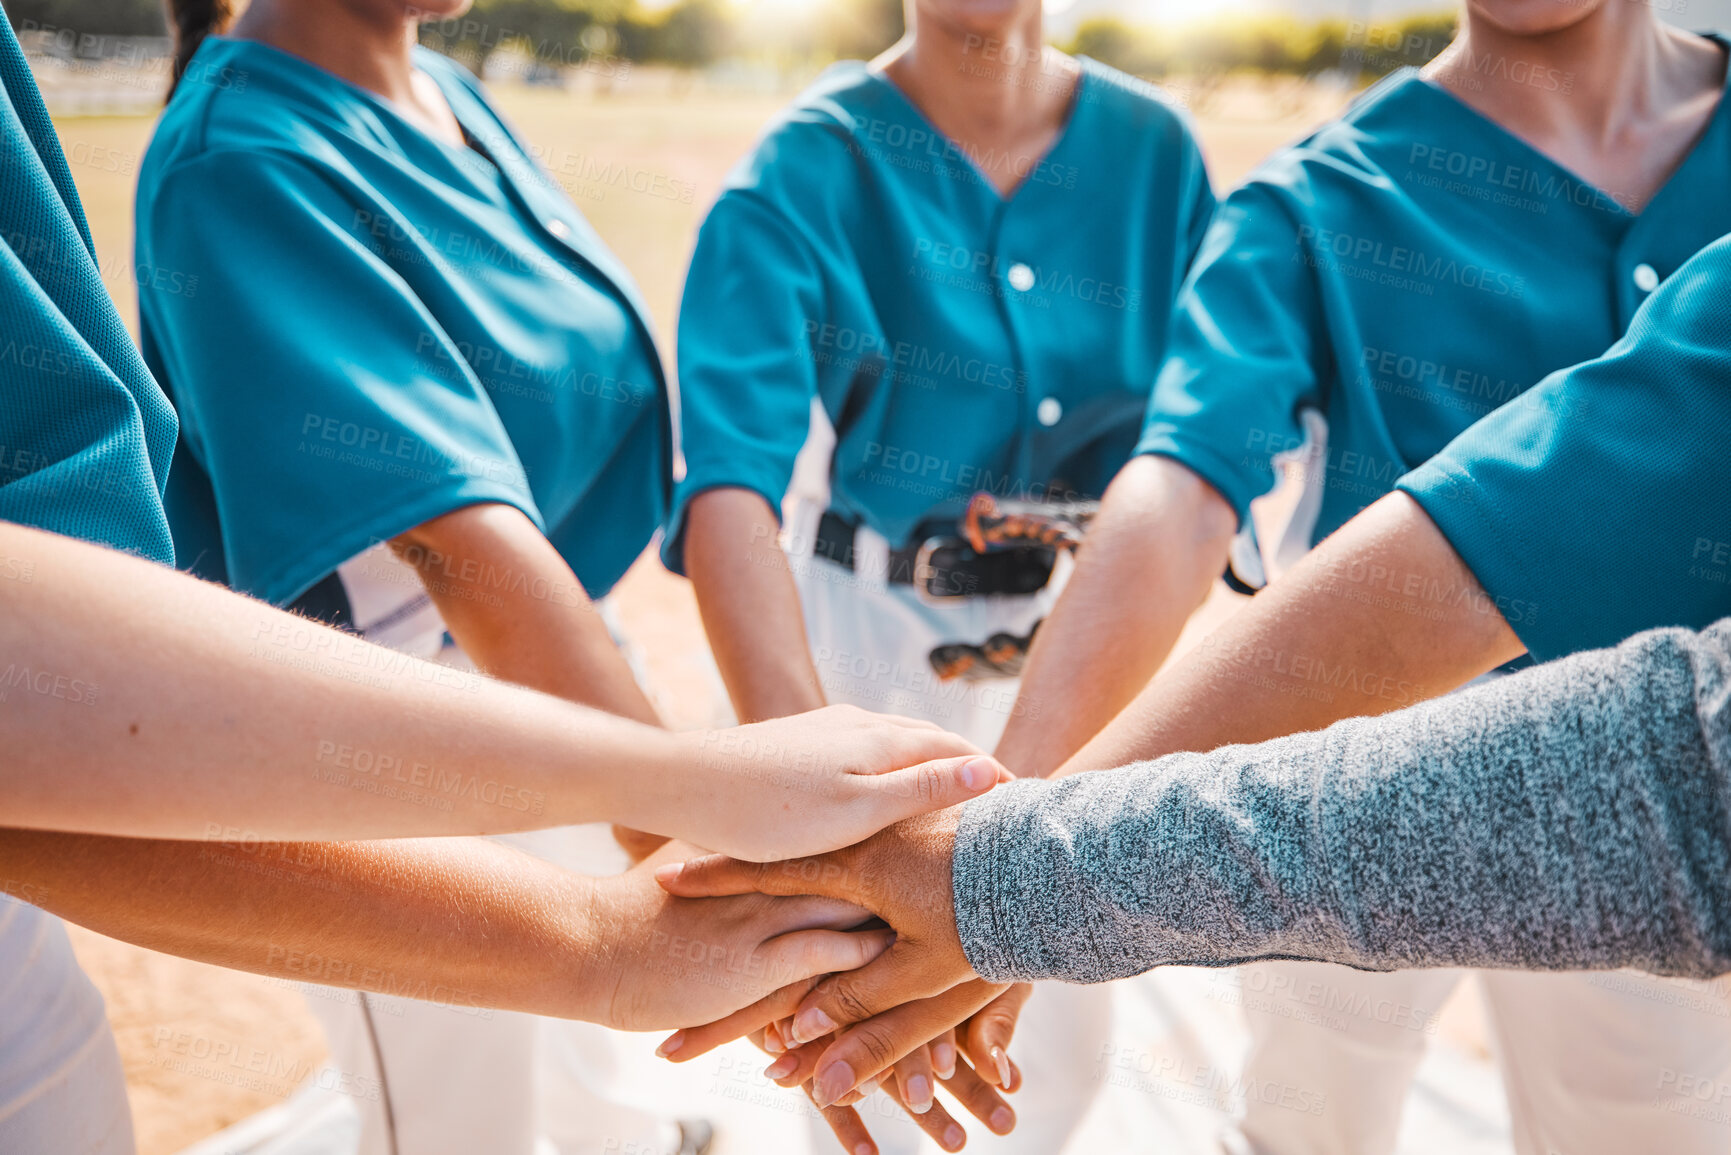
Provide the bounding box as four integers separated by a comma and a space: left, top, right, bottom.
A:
725, 657, 826, 723
538, 871, 609, 1023
602, 724, 693, 838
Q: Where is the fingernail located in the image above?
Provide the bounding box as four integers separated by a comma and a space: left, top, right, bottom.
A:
991, 1045, 1011, 1088
990, 1106, 1014, 1132
654, 1030, 683, 1059
906, 1073, 933, 1113
652, 862, 683, 887
932, 1041, 957, 1079
816, 1060, 856, 1107
943, 1123, 965, 1150
962, 757, 995, 790
792, 1006, 837, 1045
763, 1054, 798, 1081
855, 1144, 875, 1155
763, 1024, 784, 1054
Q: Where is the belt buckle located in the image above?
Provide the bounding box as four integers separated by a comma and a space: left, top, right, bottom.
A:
912, 536, 976, 605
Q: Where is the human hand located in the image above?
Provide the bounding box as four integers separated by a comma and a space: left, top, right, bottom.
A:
579, 842, 892, 1031
658, 978, 1029, 1152
783, 1018, 1018, 1155
738, 1015, 1017, 1154
636, 706, 1006, 862
771, 983, 1032, 1152
655, 809, 994, 1102
781, 985, 1029, 1108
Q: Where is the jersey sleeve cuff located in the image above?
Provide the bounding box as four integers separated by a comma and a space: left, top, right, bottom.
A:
1396, 463, 1553, 661
1133, 429, 1267, 533
249, 479, 545, 608
661, 467, 791, 576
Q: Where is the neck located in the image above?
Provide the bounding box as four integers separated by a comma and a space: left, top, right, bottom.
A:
1427, 5, 1677, 144
882, 9, 1061, 136
231, 0, 420, 104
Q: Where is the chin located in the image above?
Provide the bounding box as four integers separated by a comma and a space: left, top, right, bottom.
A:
918, 0, 1041, 40
1463, 0, 1605, 36
403, 0, 475, 22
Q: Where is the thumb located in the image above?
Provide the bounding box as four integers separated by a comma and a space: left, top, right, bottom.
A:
762, 927, 898, 990
655, 854, 781, 898
864, 755, 1002, 821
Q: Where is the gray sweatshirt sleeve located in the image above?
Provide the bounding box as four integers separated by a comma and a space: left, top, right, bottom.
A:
954, 619, 1731, 983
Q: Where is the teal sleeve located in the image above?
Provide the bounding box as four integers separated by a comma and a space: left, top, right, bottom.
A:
1180, 132, 1218, 268
1398, 233, 1731, 662
663, 191, 827, 573
0, 238, 177, 565
141, 151, 543, 606
1135, 186, 1326, 528
0, 17, 176, 564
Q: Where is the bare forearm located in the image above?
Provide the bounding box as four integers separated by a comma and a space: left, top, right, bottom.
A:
394, 503, 660, 725
0, 523, 677, 839
1061, 493, 1527, 774
686, 487, 825, 722
997, 456, 1234, 777
0, 828, 600, 1020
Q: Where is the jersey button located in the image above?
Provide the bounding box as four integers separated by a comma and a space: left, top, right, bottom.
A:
1007, 263, 1035, 292
1037, 397, 1063, 427
547, 219, 572, 239
1633, 263, 1659, 293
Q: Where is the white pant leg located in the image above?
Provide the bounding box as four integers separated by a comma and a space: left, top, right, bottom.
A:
1480, 969, 1731, 1155
302, 838, 678, 1155
793, 554, 1063, 751
0, 901, 135, 1155
307, 991, 541, 1155
1227, 962, 1460, 1155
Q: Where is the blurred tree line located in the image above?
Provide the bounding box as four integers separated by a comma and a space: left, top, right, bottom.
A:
418, 0, 902, 72
7, 0, 168, 38
7, 0, 1451, 79
1069, 12, 1458, 79
5, 0, 902, 71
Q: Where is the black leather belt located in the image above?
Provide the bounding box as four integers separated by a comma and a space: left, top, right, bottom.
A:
814, 511, 1056, 600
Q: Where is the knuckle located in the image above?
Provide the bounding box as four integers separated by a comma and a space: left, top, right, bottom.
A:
850, 1024, 898, 1071
828, 982, 875, 1025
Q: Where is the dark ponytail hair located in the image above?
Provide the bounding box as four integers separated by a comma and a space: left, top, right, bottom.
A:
165, 0, 234, 97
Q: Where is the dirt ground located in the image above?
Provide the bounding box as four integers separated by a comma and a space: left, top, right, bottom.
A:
40, 71, 1479, 1155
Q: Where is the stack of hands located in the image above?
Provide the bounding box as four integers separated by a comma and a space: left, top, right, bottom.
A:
658, 813, 1023, 1154
592, 719, 1026, 1155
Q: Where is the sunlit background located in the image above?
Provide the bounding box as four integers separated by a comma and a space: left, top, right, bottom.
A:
14, 0, 1730, 111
